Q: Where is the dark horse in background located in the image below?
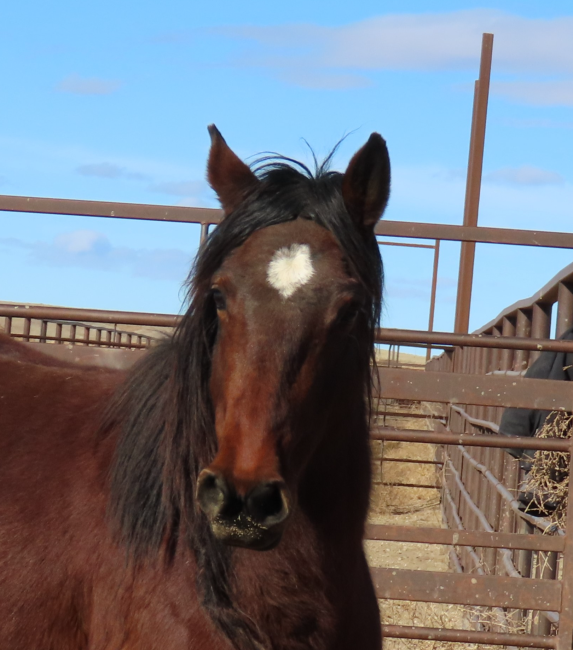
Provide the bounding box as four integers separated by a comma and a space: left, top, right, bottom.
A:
0, 125, 390, 650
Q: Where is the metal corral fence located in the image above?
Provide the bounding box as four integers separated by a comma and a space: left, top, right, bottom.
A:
372, 265, 573, 648
3, 192, 573, 647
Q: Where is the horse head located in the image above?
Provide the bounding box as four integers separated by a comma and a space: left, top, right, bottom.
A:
196, 126, 391, 550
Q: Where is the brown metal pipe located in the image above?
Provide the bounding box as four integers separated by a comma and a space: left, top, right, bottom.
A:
0, 194, 222, 225
381, 625, 556, 648
454, 34, 494, 334
375, 220, 573, 249
372, 427, 572, 452
0, 305, 180, 328
376, 327, 573, 352
426, 239, 440, 361
366, 524, 564, 552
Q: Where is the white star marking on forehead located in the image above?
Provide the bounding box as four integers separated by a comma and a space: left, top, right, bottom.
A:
267, 244, 315, 299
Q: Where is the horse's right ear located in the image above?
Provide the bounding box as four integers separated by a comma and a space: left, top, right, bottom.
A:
207, 125, 260, 215
342, 133, 391, 230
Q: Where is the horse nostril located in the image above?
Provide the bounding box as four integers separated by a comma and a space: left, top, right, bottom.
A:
197, 470, 228, 519
246, 481, 290, 527
197, 469, 244, 520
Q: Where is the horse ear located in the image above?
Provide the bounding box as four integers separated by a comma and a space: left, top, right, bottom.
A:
342, 133, 391, 229
207, 124, 259, 215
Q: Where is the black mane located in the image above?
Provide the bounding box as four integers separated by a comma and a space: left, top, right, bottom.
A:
105, 154, 383, 649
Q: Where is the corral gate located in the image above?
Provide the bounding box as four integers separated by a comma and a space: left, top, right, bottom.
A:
3, 193, 573, 648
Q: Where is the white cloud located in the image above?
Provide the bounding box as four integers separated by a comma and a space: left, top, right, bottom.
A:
76, 162, 150, 181
0, 231, 193, 281
386, 163, 573, 232
491, 80, 573, 107
485, 165, 565, 186
215, 11, 573, 102
56, 74, 121, 95
221, 11, 573, 74
149, 180, 205, 197
501, 118, 573, 129
55, 230, 111, 254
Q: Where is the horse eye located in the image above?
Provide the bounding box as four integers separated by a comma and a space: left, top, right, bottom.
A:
211, 289, 227, 311
336, 301, 361, 329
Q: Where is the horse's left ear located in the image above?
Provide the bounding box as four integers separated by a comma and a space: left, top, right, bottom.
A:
207, 124, 260, 215
342, 133, 391, 229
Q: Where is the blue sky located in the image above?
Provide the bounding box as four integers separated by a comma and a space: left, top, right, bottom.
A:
1, 1, 573, 334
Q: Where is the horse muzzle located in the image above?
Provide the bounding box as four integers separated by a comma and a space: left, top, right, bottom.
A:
196, 469, 291, 550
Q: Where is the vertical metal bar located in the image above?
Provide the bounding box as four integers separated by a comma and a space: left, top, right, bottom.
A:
531, 303, 552, 364
200, 223, 209, 246
454, 33, 494, 334
500, 316, 516, 371
55, 322, 63, 344
23, 318, 31, 342
426, 239, 441, 362
556, 441, 573, 650
514, 308, 532, 371
39, 321, 48, 343
557, 281, 573, 338
4, 316, 12, 334
70, 324, 77, 344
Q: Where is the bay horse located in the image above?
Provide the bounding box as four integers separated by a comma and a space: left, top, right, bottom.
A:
0, 125, 390, 650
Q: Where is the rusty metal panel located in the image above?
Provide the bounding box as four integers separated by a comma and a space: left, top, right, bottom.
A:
381, 625, 556, 648
372, 567, 561, 610
365, 524, 564, 552
377, 367, 573, 410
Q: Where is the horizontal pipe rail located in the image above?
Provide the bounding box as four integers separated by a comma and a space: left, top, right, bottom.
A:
376, 327, 573, 352
377, 367, 573, 410
0, 194, 221, 225
372, 427, 572, 452
381, 625, 556, 648
365, 524, 564, 552
375, 220, 573, 249
382, 457, 443, 465
372, 567, 561, 610
7, 333, 148, 349
0, 305, 179, 327
2, 194, 573, 249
